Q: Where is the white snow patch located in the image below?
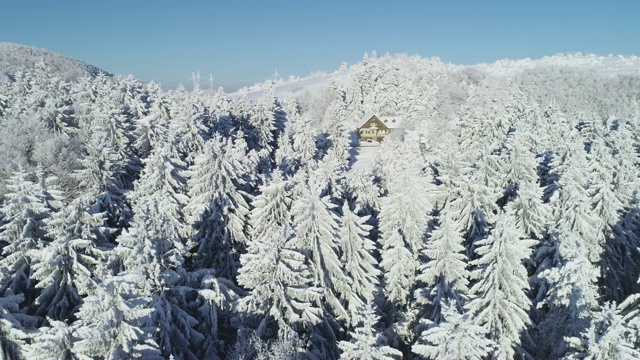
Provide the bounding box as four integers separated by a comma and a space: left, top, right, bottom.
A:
350, 142, 382, 173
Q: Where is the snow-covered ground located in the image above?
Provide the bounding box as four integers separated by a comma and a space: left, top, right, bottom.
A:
350, 142, 381, 173
230, 68, 354, 101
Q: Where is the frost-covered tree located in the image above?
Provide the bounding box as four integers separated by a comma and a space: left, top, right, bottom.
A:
289, 178, 350, 357
249, 89, 277, 158
185, 135, 252, 278
415, 215, 469, 322
322, 83, 353, 171
379, 154, 434, 306
23, 318, 74, 360
73, 275, 161, 359
291, 115, 318, 171
115, 146, 188, 292
237, 225, 324, 340
0, 169, 51, 306
0, 294, 30, 360
31, 195, 107, 322
168, 95, 210, 165
338, 302, 402, 360
185, 269, 240, 359
467, 210, 535, 360
75, 128, 132, 231
534, 143, 605, 357
338, 202, 381, 326
132, 82, 170, 159
412, 301, 494, 360
237, 173, 324, 341
565, 301, 640, 360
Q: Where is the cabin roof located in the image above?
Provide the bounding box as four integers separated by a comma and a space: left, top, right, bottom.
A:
359, 114, 403, 129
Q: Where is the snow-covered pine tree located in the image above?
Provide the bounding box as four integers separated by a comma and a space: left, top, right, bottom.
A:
499, 131, 551, 240
344, 169, 382, 216
289, 176, 351, 358
73, 274, 161, 359
237, 224, 324, 345
274, 98, 301, 175
185, 135, 252, 279
467, 210, 536, 360
414, 214, 469, 323
23, 318, 74, 360
412, 301, 494, 360
114, 145, 227, 359
237, 172, 323, 342
565, 301, 640, 360
31, 194, 107, 322
248, 88, 278, 172
132, 81, 171, 159
0, 169, 51, 308
378, 148, 434, 307
74, 127, 132, 232
0, 293, 30, 360
338, 202, 381, 327
291, 115, 318, 172
322, 83, 353, 171
115, 145, 188, 292
183, 269, 240, 359
168, 94, 210, 165
535, 142, 605, 358
338, 302, 402, 360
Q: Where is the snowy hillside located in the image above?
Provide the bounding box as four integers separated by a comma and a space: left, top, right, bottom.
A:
0, 42, 108, 81
235, 52, 640, 102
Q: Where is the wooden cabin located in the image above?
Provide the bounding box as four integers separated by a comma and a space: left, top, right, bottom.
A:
358, 114, 402, 142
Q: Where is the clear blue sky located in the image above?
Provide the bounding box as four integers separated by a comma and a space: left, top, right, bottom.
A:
2, 0, 639, 90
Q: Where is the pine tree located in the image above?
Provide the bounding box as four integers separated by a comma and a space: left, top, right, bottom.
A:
185, 268, 240, 359
75, 128, 132, 231
415, 215, 469, 323
116, 146, 188, 292
168, 94, 209, 165
565, 302, 640, 360
237, 225, 324, 338
534, 143, 605, 358
322, 83, 352, 171
0, 169, 51, 307
338, 302, 402, 360
237, 173, 324, 341
23, 318, 75, 360
249, 89, 277, 160
291, 115, 318, 171
467, 210, 536, 360
31, 195, 107, 322
289, 177, 350, 358
0, 293, 29, 360
338, 203, 381, 326
412, 301, 494, 360
185, 135, 252, 278
379, 156, 434, 306
73, 275, 161, 359
132, 82, 170, 159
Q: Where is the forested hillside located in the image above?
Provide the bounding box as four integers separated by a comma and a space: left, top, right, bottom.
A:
0, 49, 639, 359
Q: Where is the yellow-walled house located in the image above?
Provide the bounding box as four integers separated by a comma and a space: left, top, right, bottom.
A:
358, 114, 402, 142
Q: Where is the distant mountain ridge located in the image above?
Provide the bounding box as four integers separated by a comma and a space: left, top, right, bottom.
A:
0, 42, 109, 81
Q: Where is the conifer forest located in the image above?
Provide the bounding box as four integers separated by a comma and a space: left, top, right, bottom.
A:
1, 47, 640, 359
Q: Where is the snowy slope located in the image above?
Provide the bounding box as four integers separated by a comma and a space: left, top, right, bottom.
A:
474, 53, 640, 78
230, 68, 354, 101
0, 42, 109, 81
234, 52, 640, 102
